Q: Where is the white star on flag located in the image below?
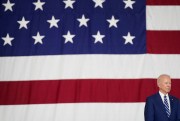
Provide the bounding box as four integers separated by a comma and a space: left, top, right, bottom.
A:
32, 32, 45, 44
47, 16, 60, 28
17, 17, 30, 29
122, 32, 135, 44
77, 14, 90, 27
2, 0, 15, 12
107, 15, 119, 28
123, 0, 136, 9
92, 0, 105, 8
92, 31, 105, 44
63, 31, 75, 44
63, 0, 75, 9
33, 0, 45, 11
1, 33, 14, 46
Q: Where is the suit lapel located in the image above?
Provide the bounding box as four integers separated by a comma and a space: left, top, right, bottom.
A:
156, 93, 168, 117
169, 95, 174, 118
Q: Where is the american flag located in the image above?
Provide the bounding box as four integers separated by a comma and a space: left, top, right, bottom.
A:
0, 0, 180, 121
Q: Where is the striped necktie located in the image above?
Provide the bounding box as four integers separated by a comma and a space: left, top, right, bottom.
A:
164, 95, 170, 117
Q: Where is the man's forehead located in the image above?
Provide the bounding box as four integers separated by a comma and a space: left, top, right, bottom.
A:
157, 75, 171, 83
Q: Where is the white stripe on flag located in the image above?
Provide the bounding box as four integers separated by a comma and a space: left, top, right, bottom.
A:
146, 6, 180, 30
1, 54, 180, 81
0, 103, 145, 121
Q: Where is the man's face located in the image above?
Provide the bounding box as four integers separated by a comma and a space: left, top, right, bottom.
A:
158, 76, 171, 94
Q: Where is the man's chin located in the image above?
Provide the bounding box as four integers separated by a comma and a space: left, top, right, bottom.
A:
166, 90, 171, 93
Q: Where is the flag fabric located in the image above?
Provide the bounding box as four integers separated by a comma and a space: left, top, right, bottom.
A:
0, 0, 180, 121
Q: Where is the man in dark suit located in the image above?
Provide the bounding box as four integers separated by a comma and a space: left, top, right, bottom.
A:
144, 74, 180, 121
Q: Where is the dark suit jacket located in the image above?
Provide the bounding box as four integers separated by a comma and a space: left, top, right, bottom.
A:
144, 92, 180, 121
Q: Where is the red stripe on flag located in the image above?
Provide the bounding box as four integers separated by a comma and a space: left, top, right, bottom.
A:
0, 79, 180, 105
147, 31, 180, 54
146, 0, 180, 5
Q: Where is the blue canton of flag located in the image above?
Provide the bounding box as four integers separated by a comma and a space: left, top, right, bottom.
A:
0, 0, 146, 56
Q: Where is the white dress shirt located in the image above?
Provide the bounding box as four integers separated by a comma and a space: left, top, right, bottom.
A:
159, 91, 171, 113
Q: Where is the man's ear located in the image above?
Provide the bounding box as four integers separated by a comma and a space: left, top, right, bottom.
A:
157, 82, 160, 88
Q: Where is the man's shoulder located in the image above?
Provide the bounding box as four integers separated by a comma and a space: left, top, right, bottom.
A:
169, 94, 179, 102
147, 93, 159, 99
169, 94, 178, 99
145, 93, 160, 102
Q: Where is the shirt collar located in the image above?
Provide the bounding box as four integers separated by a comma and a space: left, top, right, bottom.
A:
159, 91, 169, 98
